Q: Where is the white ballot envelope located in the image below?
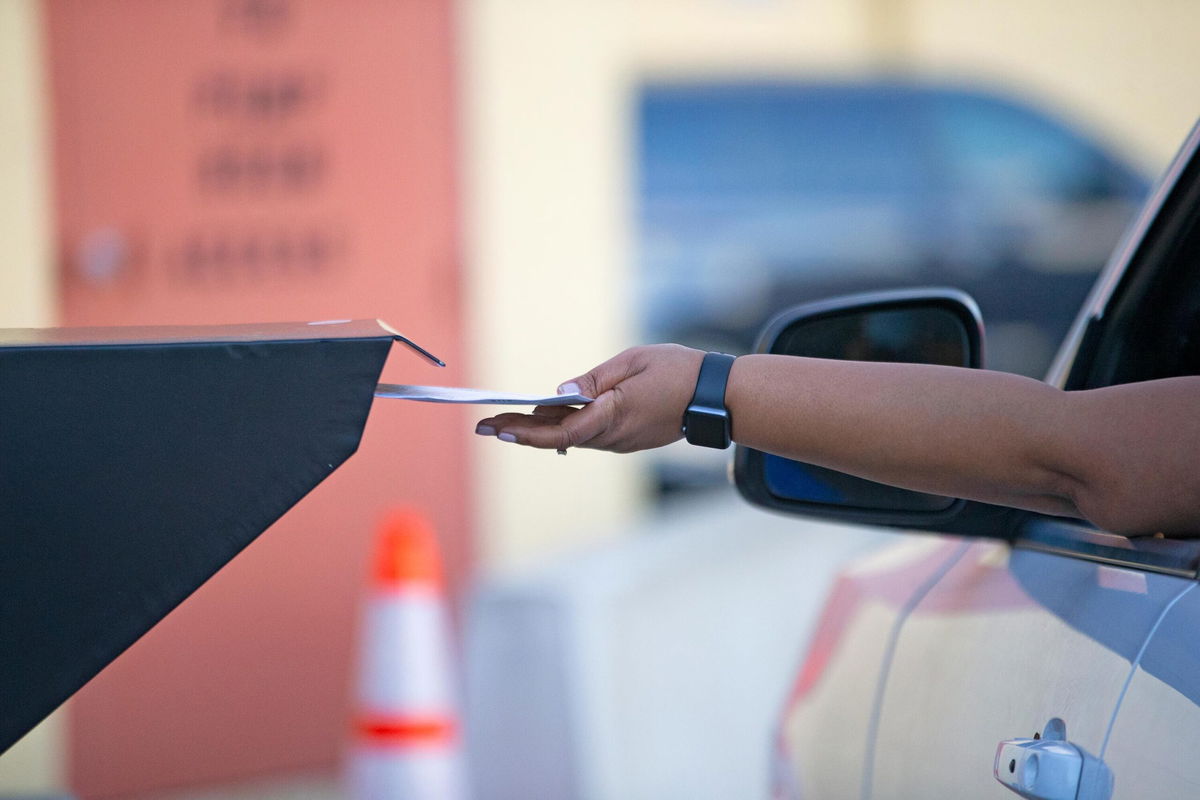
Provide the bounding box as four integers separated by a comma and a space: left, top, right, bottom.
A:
375, 384, 593, 406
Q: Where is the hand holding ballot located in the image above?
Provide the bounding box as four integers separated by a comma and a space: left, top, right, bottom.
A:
473, 344, 707, 454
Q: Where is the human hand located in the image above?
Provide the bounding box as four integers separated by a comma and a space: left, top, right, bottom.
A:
474, 344, 705, 453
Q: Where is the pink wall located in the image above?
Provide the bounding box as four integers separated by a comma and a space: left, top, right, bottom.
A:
45, 1, 468, 795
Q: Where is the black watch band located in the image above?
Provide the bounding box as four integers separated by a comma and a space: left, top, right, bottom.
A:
683, 352, 737, 449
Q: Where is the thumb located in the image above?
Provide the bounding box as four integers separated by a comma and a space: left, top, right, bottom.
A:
557, 349, 638, 400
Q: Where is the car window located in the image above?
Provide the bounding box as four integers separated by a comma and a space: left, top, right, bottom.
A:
1013, 124, 1200, 566
932, 93, 1133, 201
639, 84, 925, 200
1068, 132, 1200, 388
1097, 220, 1200, 385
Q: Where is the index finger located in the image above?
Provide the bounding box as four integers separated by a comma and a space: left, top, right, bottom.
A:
489, 392, 615, 450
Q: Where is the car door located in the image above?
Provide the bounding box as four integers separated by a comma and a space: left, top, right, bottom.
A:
868, 539, 1196, 798
1103, 577, 1200, 797
868, 120, 1200, 798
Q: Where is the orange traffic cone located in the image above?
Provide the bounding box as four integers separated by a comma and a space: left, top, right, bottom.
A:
347, 509, 467, 799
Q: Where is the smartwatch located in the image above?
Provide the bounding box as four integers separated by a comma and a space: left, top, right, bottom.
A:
683, 352, 737, 449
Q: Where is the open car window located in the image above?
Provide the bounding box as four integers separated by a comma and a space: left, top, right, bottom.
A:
1010, 121, 1200, 570
1065, 124, 1200, 389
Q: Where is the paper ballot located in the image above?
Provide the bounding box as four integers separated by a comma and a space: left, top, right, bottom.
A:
375, 383, 593, 406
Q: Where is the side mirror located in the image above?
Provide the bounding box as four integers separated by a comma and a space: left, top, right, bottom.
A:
734, 288, 984, 526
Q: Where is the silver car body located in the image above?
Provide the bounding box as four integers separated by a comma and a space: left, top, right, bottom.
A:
773, 122, 1200, 799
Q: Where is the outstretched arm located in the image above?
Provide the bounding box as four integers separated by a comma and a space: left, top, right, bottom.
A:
475, 345, 1200, 536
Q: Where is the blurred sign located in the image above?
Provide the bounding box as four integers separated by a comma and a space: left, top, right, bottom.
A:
46, 0, 465, 795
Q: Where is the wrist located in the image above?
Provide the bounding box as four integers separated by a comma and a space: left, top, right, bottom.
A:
682, 352, 738, 449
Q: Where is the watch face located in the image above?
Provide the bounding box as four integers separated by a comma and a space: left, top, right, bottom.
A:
685, 406, 731, 449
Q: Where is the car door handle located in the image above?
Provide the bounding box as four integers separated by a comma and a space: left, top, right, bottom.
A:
994, 719, 1113, 800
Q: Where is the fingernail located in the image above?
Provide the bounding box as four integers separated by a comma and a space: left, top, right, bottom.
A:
475, 424, 496, 436
558, 381, 580, 395
497, 432, 518, 443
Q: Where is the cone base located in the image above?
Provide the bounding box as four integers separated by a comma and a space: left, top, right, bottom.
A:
347, 746, 467, 800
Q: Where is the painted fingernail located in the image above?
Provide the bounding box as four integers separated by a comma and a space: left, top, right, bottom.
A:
475, 424, 496, 436
558, 381, 581, 395
497, 432, 518, 443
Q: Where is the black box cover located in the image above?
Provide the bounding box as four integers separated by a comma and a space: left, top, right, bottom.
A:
0, 319, 437, 752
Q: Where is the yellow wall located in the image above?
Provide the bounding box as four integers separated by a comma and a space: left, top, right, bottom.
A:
460, 1, 643, 568
906, 0, 1200, 171
629, 0, 870, 75
0, 0, 53, 328
0, 0, 62, 792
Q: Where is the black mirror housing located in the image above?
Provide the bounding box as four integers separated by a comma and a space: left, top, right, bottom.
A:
733, 288, 984, 527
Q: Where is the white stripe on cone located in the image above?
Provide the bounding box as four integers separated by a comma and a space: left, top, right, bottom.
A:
350, 747, 465, 800
357, 591, 454, 712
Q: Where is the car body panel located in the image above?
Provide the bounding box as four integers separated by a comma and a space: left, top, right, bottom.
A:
1104, 582, 1200, 797
779, 540, 1199, 799
773, 537, 967, 798
871, 541, 1193, 797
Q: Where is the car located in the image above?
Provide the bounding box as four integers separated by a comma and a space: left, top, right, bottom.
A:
732, 118, 1200, 799
636, 80, 1149, 496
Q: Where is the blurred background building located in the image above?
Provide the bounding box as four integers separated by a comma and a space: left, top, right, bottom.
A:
1, 0, 1197, 797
